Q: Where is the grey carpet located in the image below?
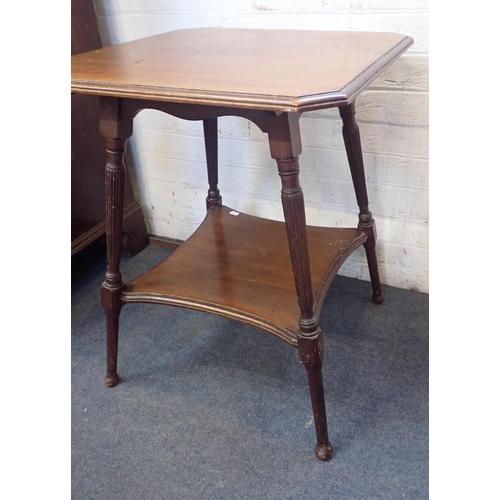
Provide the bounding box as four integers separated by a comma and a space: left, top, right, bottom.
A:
72, 242, 428, 499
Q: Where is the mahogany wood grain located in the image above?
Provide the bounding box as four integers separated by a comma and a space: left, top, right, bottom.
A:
267, 112, 333, 459
98, 97, 134, 387
203, 118, 222, 209
71, 28, 413, 111
70, 28, 413, 460
120, 99, 272, 133
101, 135, 126, 388
122, 206, 367, 345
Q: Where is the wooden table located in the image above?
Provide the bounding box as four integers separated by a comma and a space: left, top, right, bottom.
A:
71, 28, 413, 460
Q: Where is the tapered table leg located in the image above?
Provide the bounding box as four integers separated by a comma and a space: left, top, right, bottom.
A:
267, 112, 333, 460
339, 103, 384, 304
98, 97, 133, 387
203, 118, 222, 209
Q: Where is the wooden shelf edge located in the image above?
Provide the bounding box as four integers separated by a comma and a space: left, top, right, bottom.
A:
313, 232, 367, 320
121, 292, 298, 346
121, 206, 367, 342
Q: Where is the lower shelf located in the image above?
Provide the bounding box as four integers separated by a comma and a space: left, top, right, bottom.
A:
122, 205, 366, 345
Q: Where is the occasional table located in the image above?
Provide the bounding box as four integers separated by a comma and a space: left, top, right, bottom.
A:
71, 28, 413, 460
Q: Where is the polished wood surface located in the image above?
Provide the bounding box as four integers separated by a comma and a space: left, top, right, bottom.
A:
71, 28, 413, 111
71, 28, 412, 460
266, 111, 335, 458
123, 205, 367, 345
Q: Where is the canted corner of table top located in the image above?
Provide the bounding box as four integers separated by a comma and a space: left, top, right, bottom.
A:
71, 28, 414, 112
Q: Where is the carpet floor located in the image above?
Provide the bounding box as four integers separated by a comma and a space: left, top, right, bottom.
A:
72, 241, 428, 499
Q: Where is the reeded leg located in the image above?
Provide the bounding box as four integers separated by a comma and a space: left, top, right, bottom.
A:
98, 97, 133, 387
203, 118, 222, 209
267, 113, 333, 460
101, 136, 127, 386
339, 102, 384, 304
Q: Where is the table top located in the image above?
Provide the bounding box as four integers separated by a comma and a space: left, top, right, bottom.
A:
71, 28, 413, 112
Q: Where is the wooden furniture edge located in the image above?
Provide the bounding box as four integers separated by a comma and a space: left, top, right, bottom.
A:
121, 291, 299, 346
120, 206, 368, 344
312, 231, 367, 318
71, 35, 413, 112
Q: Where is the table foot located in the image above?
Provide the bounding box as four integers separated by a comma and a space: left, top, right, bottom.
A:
105, 373, 120, 387
298, 333, 334, 461
315, 442, 334, 461
364, 237, 384, 304
102, 310, 121, 387
103, 290, 121, 387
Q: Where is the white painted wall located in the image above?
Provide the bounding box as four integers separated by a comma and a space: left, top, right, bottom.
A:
93, 0, 429, 292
